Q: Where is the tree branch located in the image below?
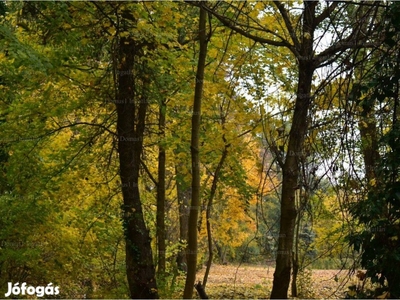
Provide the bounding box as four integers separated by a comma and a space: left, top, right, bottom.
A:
140, 159, 158, 187
314, 34, 376, 67
273, 1, 301, 50
195, 2, 295, 50
10, 121, 116, 144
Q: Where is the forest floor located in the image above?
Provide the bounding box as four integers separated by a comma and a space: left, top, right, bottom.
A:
195, 264, 360, 299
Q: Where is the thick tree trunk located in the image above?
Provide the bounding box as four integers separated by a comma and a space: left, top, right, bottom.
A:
183, 6, 208, 299
270, 2, 316, 297
116, 34, 158, 299
270, 9, 316, 298
270, 65, 314, 299
157, 100, 166, 276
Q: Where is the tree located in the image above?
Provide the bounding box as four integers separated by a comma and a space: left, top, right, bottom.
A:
0, 2, 167, 297
183, 5, 209, 298
195, 1, 382, 297
156, 98, 167, 277
348, 3, 400, 297
1, 1, 391, 298
0, 2, 130, 297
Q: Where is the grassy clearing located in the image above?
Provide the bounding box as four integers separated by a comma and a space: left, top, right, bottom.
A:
195, 264, 358, 299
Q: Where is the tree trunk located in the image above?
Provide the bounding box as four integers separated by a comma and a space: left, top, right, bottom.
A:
175, 164, 190, 272
270, 63, 314, 299
116, 33, 158, 299
195, 281, 209, 299
358, 107, 380, 183
291, 200, 301, 298
213, 239, 226, 264
203, 143, 229, 288
183, 6, 208, 299
157, 100, 166, 277
270, 3, 316, 296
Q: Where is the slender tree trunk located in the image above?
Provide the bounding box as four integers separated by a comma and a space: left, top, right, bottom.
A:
183, 6, 208, 299
203, 142, 229, 289
175, 164, 190, 272
213, 239, 226, 264
116, 33, 158, 299
270, 4, 316, 296
157, 100, 166, 277
291, 197, 301, 298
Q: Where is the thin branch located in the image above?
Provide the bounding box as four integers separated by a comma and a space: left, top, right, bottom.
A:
195, 3, 294, 50
71, 121, 117, 136
273, 1, 301, 50
315, 36, 376, 67
140, 159, 158, 187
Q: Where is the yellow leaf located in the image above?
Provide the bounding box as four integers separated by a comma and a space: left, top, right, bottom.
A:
120, 31, 130, 38
347, 290, 356, 297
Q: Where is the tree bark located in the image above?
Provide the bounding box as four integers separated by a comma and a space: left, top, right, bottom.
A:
157, 100, 166, 277
116, 33, 158, 298
291, 213, 300, 297
270, 67, 313, 298
195, 281, 209, 299
183, 5, 208, 299
270, 3, 316, 298
175, 163, 190, 272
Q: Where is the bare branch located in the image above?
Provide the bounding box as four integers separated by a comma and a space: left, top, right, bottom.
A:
315, 2, 381, 66
314, 35, 376, 67
273, 1, 301, 50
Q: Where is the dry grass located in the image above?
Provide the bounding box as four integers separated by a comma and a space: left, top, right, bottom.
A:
195, 264, 357, 299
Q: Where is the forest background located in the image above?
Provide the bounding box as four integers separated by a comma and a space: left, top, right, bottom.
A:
0, 1, 400, 299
